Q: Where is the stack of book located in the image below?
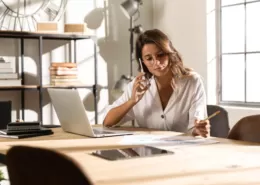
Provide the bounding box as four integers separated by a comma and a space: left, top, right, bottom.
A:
0, 57, 21, 86
49, 62, 80, 86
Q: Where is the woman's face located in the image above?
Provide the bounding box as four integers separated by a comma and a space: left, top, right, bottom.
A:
141, 43, 170, 77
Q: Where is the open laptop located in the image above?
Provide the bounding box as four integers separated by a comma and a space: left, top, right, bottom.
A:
47, 88, 132, 138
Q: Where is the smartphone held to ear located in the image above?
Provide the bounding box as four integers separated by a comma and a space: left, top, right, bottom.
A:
139, 58, 151, 87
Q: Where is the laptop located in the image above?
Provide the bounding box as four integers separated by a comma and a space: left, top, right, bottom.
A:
47, 88, 132, 138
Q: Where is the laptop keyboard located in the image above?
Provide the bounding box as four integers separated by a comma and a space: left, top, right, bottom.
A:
93, 129, 113, 135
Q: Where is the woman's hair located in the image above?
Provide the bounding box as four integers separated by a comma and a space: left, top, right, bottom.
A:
135, 29, 192, 86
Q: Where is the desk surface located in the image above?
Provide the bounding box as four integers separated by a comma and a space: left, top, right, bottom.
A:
0, 127, 260, 185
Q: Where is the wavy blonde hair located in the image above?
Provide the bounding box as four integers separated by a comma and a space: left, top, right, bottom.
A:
135, 29, 192, 87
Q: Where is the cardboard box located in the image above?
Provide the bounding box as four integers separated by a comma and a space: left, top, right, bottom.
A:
37, 22, 58, 32
64, 23, 87, 34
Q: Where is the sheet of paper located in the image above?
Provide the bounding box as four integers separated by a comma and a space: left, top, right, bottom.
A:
119, 134, 219, 146
119, 134, 168, 145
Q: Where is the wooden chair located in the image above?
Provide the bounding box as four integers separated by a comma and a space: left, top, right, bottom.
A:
228, 114, 260, 143
207, 105, 230, 138
6, 146, 93, 185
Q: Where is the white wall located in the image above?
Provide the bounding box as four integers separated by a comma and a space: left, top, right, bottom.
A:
153, 0, 207, 90
153, 0, 260, 128
0, 0, 153, 125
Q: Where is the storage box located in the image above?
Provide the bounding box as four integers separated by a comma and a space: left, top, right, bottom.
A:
64, 23, 87, 34
36, 22, 58, 32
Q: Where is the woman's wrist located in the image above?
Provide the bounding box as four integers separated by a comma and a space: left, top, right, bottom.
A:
128, 99, 136, 107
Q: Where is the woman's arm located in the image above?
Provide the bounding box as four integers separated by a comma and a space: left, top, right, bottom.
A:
188, 74, 209, 137
103, 99, 135, 127
103, 73, 149, 127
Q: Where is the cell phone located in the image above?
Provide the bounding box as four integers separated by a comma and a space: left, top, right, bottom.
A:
91, 146, 174, 161
138, 58, 150, 86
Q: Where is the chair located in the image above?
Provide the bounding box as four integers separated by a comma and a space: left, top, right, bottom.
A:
228, 114, 260, 143
207, 105, 230, 138
6, 146, 93, 185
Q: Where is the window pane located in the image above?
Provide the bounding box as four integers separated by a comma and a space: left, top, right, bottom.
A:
246, 54, 260, 102
222, 54, 245, 101
222, 0, 244, 6
221, 5, 245, 53
246, 2, 260, 52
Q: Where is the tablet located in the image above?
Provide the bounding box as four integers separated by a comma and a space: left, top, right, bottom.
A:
91, 146, 174, 161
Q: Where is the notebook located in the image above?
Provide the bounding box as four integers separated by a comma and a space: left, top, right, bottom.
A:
0, 130, 53, 139
0, 122, 53, 139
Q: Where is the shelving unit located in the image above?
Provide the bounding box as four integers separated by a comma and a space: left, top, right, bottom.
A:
0, 31, 98, 125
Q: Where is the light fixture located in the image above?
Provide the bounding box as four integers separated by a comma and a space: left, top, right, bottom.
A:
120, 0, 143, 19
111, 0, 144, 100
131, 24, 144, 35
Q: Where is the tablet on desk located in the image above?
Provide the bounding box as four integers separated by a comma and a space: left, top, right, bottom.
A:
91, 146, 174, 161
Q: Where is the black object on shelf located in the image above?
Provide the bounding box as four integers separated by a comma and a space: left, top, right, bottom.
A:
0, 31, 98, 125
0, 101, 11, 129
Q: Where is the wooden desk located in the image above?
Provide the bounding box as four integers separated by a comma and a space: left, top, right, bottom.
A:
1, 127, 260, 185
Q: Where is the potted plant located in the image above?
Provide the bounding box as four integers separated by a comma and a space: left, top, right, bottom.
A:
0, 169, 6, 184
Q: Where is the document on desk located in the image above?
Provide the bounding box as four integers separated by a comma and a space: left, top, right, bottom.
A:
119, 134, 219, 146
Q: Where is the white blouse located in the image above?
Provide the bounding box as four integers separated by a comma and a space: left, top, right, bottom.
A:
102, 72, 207, 133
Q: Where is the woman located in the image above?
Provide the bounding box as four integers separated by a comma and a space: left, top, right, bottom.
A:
103, 29, 209, 137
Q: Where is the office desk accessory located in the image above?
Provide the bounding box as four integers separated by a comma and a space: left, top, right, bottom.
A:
0, 127, 259, 184
188, 110, 221, 131
0, 121, 53, 139
0, 31, 98, 125
0, 101, 11, 130
48, 88, 132, 137
91, 146, 174, 161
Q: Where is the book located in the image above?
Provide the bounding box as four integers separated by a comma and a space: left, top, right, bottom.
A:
49, 67, 77, 71
0, 79, 21, 86
50, 75, 77, 79
51, 63, 77, 68
0, 130, 53, 139
0, 68, 12, 73
0, 73, 18, 79
50, 71, 78, 76
0, 62, 11, 68
0, 127, 51, 135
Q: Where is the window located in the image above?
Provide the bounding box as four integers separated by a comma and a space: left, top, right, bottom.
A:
220, 0, 260, 105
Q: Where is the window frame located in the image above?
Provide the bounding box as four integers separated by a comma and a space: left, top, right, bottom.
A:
218, 0, 260, 107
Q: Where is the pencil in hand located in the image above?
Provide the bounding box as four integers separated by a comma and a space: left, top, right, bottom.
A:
188, 110, 221, 131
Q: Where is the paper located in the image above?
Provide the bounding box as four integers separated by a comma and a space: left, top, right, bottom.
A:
119, 134, 167, 145
119, 134, 219, 146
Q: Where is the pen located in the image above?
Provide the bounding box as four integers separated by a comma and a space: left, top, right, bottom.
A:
188, 110, 221, 131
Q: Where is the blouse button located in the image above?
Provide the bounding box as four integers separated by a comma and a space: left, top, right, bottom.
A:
161, 115, 165, 119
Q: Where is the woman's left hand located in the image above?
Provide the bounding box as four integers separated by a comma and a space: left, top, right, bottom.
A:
192, 119, 210, 138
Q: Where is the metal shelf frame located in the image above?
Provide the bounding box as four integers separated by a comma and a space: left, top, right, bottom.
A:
0, 31, 98, 125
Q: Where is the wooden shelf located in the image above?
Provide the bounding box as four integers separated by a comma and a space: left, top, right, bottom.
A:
42, 84, 93, 89
0, 30, 94, 40
0, 85, 38, 90
0, 85, 93, 90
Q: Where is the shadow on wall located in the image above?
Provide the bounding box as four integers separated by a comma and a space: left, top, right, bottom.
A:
152, 0, 166, 25
82, 84, 103, 111
94, 0, 134, 104
0, 38, 69, 118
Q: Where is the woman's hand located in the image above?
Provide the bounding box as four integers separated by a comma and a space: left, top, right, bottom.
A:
130, 73, 150, 105
192, 119, 210, 138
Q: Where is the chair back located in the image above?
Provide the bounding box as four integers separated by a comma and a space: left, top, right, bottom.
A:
228, 114, 260, 143
6, 146, 92, 185
207, 105, 230, 138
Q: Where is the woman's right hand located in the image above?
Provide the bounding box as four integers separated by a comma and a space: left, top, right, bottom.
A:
130, 73, 150, 104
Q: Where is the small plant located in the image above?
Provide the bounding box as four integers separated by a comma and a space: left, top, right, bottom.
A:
0, 170, 6, 181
